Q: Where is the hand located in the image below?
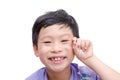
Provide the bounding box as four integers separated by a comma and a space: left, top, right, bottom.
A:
72, 37, 120, 80
72, 37, 93, 61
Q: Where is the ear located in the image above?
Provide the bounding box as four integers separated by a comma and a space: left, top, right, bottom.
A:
33, 44, 39, 57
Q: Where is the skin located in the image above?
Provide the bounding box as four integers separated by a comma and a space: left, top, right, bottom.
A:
33, 24, 120, 80
73, 36, 120, 80
33, 24, 74, 80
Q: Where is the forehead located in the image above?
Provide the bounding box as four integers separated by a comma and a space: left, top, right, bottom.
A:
39, 24, 73, 38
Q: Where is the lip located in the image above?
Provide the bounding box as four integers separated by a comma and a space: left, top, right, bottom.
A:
48, 56, 66, 64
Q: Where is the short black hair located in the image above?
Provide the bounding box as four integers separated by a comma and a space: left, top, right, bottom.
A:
32, 9, 79, 47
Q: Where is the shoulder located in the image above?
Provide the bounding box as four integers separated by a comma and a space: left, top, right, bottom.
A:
71, 63, 100, 80
25, 67, 47, 80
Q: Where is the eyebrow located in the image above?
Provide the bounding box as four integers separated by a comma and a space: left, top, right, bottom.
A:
39, 36, 52, 40
60, 34, 72, 38
40, 34, 72, 40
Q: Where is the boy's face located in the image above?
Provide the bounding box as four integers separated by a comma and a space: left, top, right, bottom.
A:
33, 24, 74, 72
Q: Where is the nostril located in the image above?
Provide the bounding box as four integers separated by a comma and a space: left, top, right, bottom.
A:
51, 50, 62, 53
51, 44, 62, 53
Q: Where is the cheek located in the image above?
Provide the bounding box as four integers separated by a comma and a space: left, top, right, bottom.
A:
38, 46, 51, 63
38, 45, 51, 56
64, 44, 73, 54
65, 45, 75, 61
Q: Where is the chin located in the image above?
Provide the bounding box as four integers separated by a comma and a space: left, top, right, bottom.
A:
48, 63, 71, 73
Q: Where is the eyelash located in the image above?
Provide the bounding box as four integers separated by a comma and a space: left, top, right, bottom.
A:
43, 41, 51, 43
43, 40, 69, 44
61, 40, 69, 42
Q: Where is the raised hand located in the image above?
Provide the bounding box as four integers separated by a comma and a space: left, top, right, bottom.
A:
72, 37, 93, 61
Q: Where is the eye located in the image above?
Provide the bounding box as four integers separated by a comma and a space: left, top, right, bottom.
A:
61, 40, 69, 43
43, 41, 51, 43
61, 40, 69, 42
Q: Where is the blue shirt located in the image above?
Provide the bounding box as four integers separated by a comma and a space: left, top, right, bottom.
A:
26, 63, 100, 80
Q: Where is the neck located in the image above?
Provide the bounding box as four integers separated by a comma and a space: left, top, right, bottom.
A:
47, 66, 71, 80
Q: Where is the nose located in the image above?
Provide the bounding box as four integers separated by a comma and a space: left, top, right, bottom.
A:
51, 42, 62, 53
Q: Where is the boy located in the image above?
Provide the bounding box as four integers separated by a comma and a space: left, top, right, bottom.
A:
26, 9, 120, 80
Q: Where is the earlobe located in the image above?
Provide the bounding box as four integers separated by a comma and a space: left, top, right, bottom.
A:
33, 45, 39, 57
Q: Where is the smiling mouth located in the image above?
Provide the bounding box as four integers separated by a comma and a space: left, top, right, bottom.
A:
48, 56, 66, 64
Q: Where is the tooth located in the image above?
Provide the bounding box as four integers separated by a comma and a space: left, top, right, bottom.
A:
58, 57, 61, 60
55, 58, 58, 61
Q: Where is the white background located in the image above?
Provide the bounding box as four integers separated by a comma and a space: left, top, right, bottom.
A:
0, 0, 120, 80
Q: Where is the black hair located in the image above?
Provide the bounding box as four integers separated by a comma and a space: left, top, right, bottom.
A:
32, 9, 79, 47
